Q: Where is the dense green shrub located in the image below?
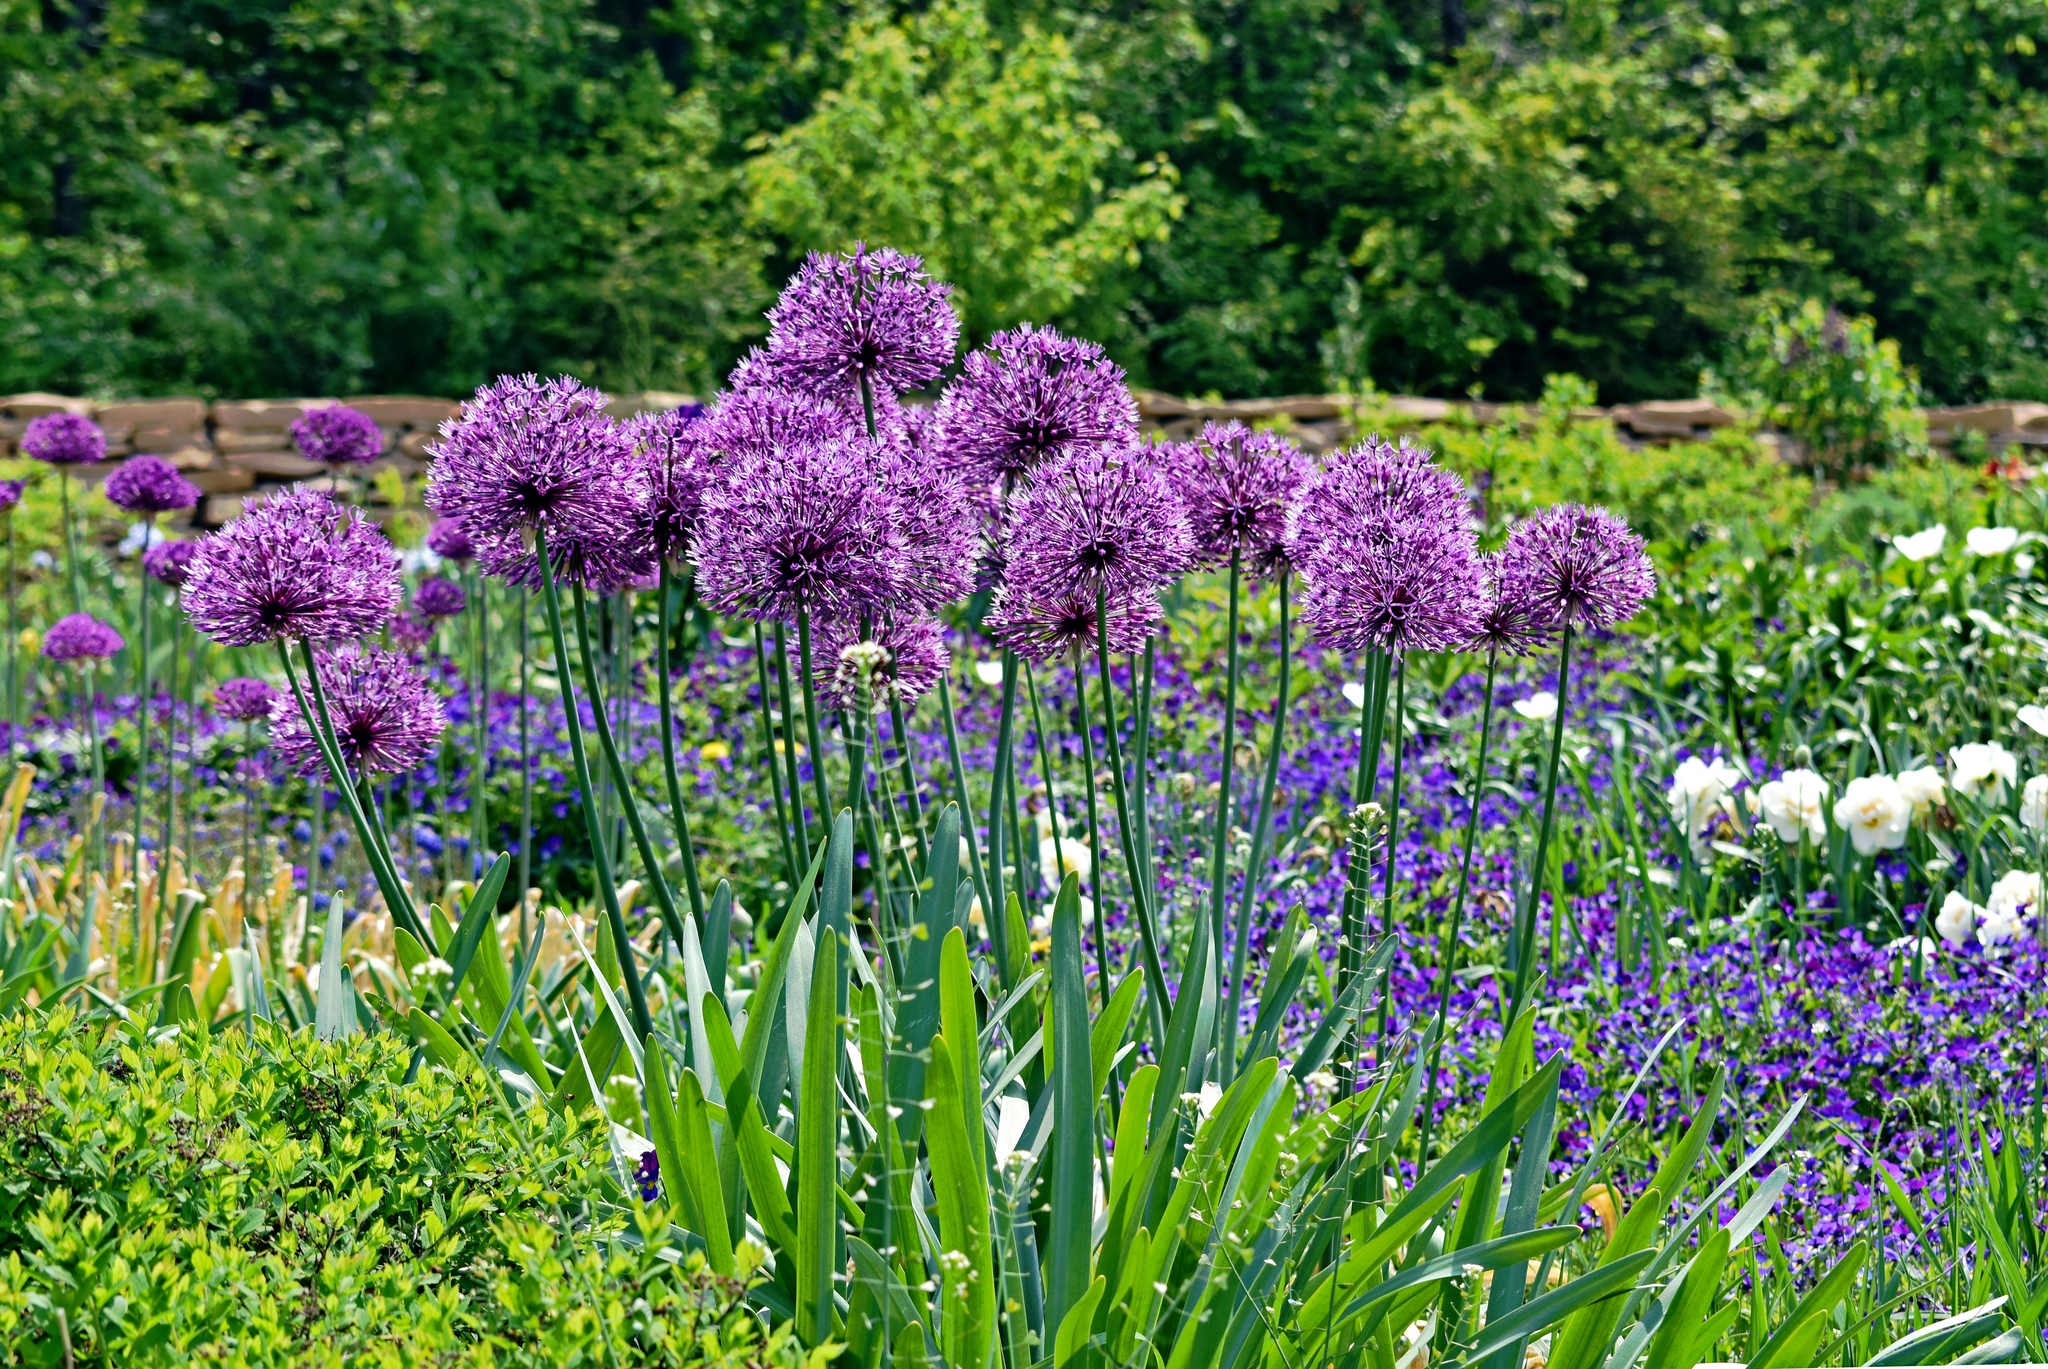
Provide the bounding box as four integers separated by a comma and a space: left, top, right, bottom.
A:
0, 1008, 802, 1368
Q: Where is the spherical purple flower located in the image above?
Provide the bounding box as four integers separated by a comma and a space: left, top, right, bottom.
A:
1002, 447, 1193, 605
388, 612, 436, 652
1166, 421, 1312, 577
269, 646, 446, 777
1463, 552, 1556, 657
814, 617, 951, 710
627, 408, 717, 562
183, 487, 401, 647
20, 413, 105, 466
143, 539, 199, 588
426, 375, 654, 593
693, 439, 905, 625
984, 584, 1165, 664
104, 455, 201, 514
1498, 503, 1656, 633
867, 446, 978, 616
0, 480, 25, 513
214, 677, 280, 722
414, 576, 466, 620
761, 244, 959, 400
705, 359, 866, 460
41, 612, 124, 662
936, 325, 1137, 484
426, 518, 475, 563
292, 406, 385, 466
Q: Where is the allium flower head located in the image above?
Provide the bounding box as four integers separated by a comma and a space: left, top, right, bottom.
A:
183, 487, 400, 647
628, 408, 717, 562
1464, 551, 1554, 657
984, 584, 1164, 664
292, 406, 384, 466
1166, 421, 1311, 576
270, 647, 445, 777
388, 612, 436, 652
426, 518, 474, 563
814, 617, 950, 710
1003, 447, 1193, 605
0, 480, 26, 513
867, 445, 978, 615
762, 243, 959, 399
214, 677, 280, 722
693, 438, 905, 625
41, 612, 123, 662
21, 413, 105, 466
937, 325, 1136, 483
1499, 503, 1655, 633
143, 539, 199, 588
426, 375, 654, 592
414, 576, 466, 620
104, 455, 201, 514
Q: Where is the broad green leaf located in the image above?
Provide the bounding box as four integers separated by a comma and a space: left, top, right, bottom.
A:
1090, 970, 1142, 1097
938, 927, 983, 1174
794, 926, 840, 1346
1055, 1275, 1106, 1368
1642, 1226, 1731, 1369
1044, 871, 1095, 1339
313, 895, 355, 1041
1462, 1251, 1658, 1364
928, 1033, 996, 1369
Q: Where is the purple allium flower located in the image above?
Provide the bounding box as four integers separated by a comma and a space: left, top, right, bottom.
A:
143, 539, 199, 588
269, 646, 445, 777
1002, 447, 1193, 604
814, 616, 951, 711
388, 612, 435, 652
868, 446, 978, 616
1165, 421, 1312, 577
414, 576, 466, 620
426, 518, 474, 563
705, 360, 865, 460
214, 676, 280, 722
936, 324, 1136, 484
627, 408, 716, 562
20, 413, 105, 466
985, 585, 1165, 664
41, 612, 123, 662
292, 406, 384, 466
693, 439, 904, 625
761, 244, 959, 400
103, 455, 201, 514
0, 480, 25, 513
1464, 551, 1555, 657
425, 375, 654, 593
183, 488, 401, 647
1501, 503, 1657, 632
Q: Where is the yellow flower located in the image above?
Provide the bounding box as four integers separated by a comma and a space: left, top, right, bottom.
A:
17, 629, 37, 656
699, 741, 730, 762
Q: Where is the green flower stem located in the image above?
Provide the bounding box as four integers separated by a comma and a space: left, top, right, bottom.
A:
656, 561, 706, 924
1093, 586, 1170, 1040
937, 672, 993, 921
570, 580, 689, 958
1069, 652, 1115, 997
794, 605, 834, 832
81, 663, 104, 873
153, 607, 180, 928
771, 622, 812, 865
1375, 654, 1408, 1042
240, 718, 254, 935
433, 616, 454, 897
517, 593, 533, 920
131, 518, 153, 885
1133, 639, 1159, 897
1023, 661, 1071, 896
534, 528, 652, 1042
1207, 549, 1243, 1002
1340, 648, 1391, 1090
1221, 573, 1291, 1085
1415, 646, 1499, 1162
1507, 623, 1573, 1027
7, 511, 18, 768
888, 697, 927, 862
986, 650, 1022, 957
58, 475, 82, 615
471, 569, 488, 868
754, 623, 800, 878
842, 672, 869, 816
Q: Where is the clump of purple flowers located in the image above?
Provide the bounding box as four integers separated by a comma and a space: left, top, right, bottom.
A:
1003, 448, 1192, 605
0, 480, 26, 513
761, 244, 958, 402
143, 539, 199, 589
104, 455, 201, 514
1502, 502, 1656, 631
183, 488, 400, 648
20, 413, 104, 466
937, 325, 1136, 484
1464, 550, 1556, 657
292, 406, 384, 467
426, 518, 474, 563
214, 677, 280, 722
628, 408, 716, 563
1167, 421, 1311, 577
414, 577, 466, 621
42, 612, 123, 662
270, 647, 445, 777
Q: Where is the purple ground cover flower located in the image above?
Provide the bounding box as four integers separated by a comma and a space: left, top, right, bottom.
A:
1003, 447, 1192, 605
41, 612, 123, 661
270, 646, 445, 777
814, 616, 950, 710
143, 539, 199, 588
414, 576, 466, 620
292, 406, 384, 466
214, 677, 279, 722
0, 480, 23, 512
1502, 503, 1656, 631
104, 455, 201, 514
628, 408, 716, 562
426, 518, 474, 563
936, 324, 1136, 484
21, 413, 104, 466
985, 584, 1164, 664
183, 488, 400, 647
761, 244, 958, 401
1166, 421, 1311, 577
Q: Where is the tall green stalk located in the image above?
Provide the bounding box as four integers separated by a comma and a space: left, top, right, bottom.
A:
153, 607, 180, 925
794, 606, 835, 832
130, 519, 153, 888
1374, 655, 1408, 1042
58, 476, 82, 615
471, 569, 488, 872
517, 592, 532, 919
1221, 574, 1290, 1085
772, 623, 812, 864
7, 509, 17, 768
1069, 650, 1116, 998
1092, 587, 1169, 1038
937, 672, 992, 921
1506, 624, 1573, 1027
656, 561, 706, 923
985, 650, 1022, 964
1206, 549, 1242, 1002
754, 623, 800, 877
1339, 649, 1390, 1090
533, 528, 652, 1041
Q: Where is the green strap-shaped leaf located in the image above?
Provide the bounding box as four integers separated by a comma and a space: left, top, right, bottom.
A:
928, 1033, 996, 1369
1044, 871, 1096, 1340
891, 804, 961, 1132
314, 895, 356, 1041
1642, 1226, 1731, 1369
458, 891, 550, 1082
675, 1065, 734, 1274
1462, 1251, 1658, 1365
1748, 1241, 1867, 1369
1090, 971, 1143, 1096
403, 1007, 475, 1075
794, 926, 841, 1346
1055, 1275, 1107, 1369
938, 927, 983, 1173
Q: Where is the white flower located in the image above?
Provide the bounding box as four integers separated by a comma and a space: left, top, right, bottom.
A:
1893, 525, 1947, 561
2020, 705, 2048, 737
1935, 890, 1980, 948
1668, 756, 1741, 858
974, 659, 1005, 686
1950, 741, 2019, 801
1342, 681, 1366, 710
1967, 526, 2020, 556
1986, 869, 2040, 924
1832, 775, 1912, 855
1895, 766, 1947, 819
1039, 836, 1092, 890
2025, 776, 2048, 832
994, 1095, 1031, 1166
1755, 768, 1828, 844
1512, 691, 1558, 723
118, 521, 167, 557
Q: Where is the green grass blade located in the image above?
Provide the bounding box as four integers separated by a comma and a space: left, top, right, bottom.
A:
795, 925, 841, 1345
1045, 870, 1095, 1340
